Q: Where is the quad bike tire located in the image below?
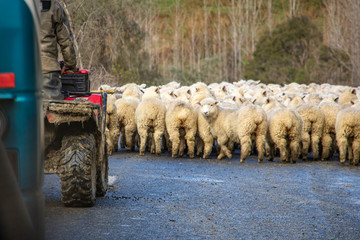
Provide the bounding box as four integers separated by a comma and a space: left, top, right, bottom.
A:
96, 133, 108, 197
58, 133, 96, 207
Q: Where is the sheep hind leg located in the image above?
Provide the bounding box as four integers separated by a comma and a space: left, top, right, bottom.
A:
337, 137, 348, 164
255, 135, 266, 163
321, 133, 333, 161
202, 139, 213, 159
347, 138, 354, 165
278, 138, 289, 163
148, 132, 155, 154
289, 140, 300, 164
311, 135, 321, 160
352, 138, 360, 166
301, 132, 310, 161
217, 149, 225, 160
196, 137, 204, 156
220, 145, 232, 159
153, 130, 163, 156
185, 129, 196, 158
240, 136, 252, 163
169, 130, 180, 158
125, 127, 135, 151
120, 128, 126, 149
138, 128, 148, 156
178, 138, 186, 157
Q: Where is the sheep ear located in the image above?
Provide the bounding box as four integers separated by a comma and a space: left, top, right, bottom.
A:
232, 96, 236, 101
174, 93, 178, 98
196, 87, 200, 92
352, 89, 356, 94
196, 102, 202, 106
252, 98, 257, 104
262, 90, 267, 96
140, 84, 146, 89
215, 101, 219, 105
239, 98, 244, 103
302, 95, 306, 99
265, 98, 270, 104
140, 89, 145, 93
351, 100, 355, 105
222, 85, 227, 92
170, 91, 175, 97
187, 89, 191, 95
155, 87, 160, 93
334, 97, 339, 102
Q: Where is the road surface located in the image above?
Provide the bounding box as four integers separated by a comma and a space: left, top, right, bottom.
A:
44, 150, 360, 239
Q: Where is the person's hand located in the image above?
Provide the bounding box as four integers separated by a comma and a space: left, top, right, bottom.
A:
61, 66, 75, 74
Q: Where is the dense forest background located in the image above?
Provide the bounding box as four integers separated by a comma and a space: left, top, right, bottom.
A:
60, 0, 360, 89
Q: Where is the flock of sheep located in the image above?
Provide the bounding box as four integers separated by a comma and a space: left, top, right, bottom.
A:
101, 80, 360, 166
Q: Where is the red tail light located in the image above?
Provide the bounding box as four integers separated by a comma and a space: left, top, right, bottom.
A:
0, 73, 15, 88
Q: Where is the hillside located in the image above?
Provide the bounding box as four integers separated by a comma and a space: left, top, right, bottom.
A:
62, 0, 359, 88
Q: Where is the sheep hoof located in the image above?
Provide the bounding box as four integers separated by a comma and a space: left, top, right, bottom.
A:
240, 159, 245, 163
258, 159, 263, 163
139, 152, 145, 156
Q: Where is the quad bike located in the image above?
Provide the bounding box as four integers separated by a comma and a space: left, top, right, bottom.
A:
43, 92, 108, 207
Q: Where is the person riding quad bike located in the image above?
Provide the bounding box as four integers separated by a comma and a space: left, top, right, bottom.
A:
40, 0, 76, 100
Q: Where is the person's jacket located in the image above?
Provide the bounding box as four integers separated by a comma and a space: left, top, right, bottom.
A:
40, 0, 76, 73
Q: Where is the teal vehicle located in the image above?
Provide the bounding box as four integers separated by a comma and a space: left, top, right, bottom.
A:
0, 0, 44, 239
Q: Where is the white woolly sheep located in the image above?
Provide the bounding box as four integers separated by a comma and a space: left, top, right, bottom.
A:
114, 98, 139, 151
121, 84, 144, 102
319, 102, 341, 160
198, 98, 267, 162
142, 86, 161, 99
295, 104, 325, 161
198, 98, 239, 160
159, 87, 176, 109
303, 93, 323, 105
194, 106, 214, 159
117, 83, 146, 94
335, 107, 360, 165
165, 101, 198, 158
135, 98, 166, 155
173, 87, 191, 103
105, 94, 119, 155
162, 81, 181, 89
189, 82, 214, 107
236, 104, 268, 163
266, 107, 303, 163
338, 88, 357, 105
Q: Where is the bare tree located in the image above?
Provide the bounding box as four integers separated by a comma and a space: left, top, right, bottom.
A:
289, 0, 298, 18
267, 0, 272, 35
324, 0, 360, 85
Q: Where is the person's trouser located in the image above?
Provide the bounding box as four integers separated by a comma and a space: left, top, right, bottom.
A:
42, 71, 63, 100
